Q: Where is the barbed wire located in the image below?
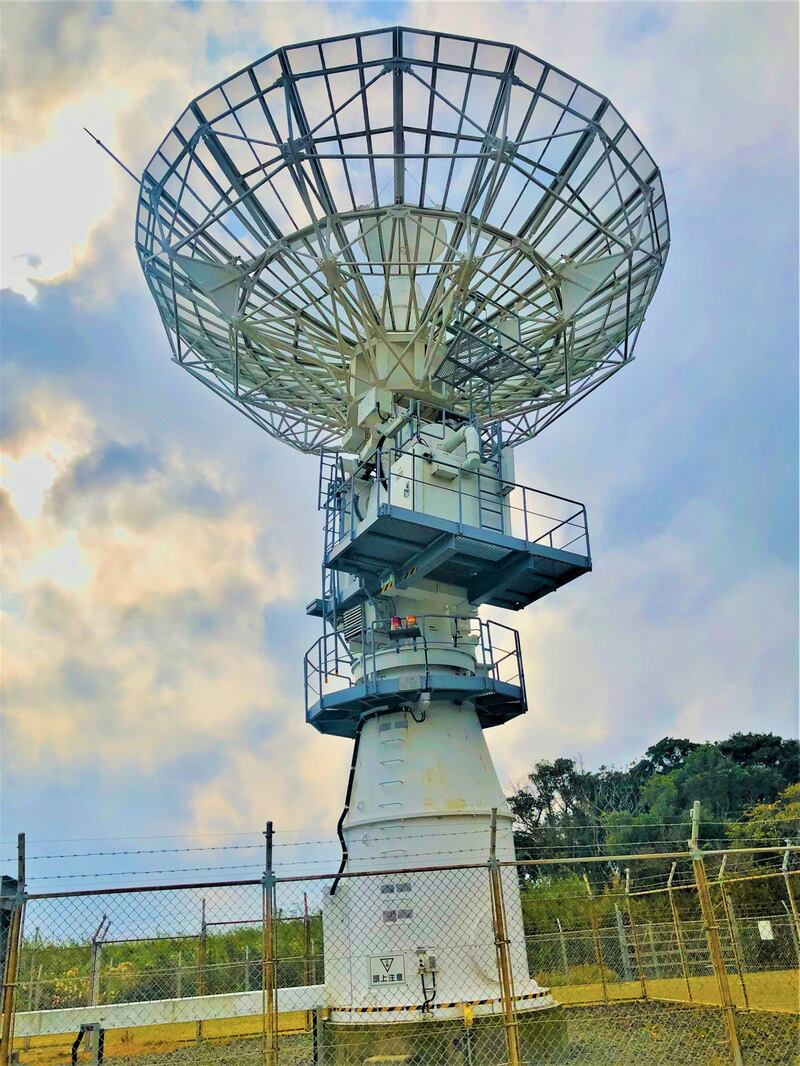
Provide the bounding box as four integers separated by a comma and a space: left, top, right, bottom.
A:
3, 824, 510, 863
8, 828, 795, 874
25, 841, 519, 881
6, 812, 799, 857
24, 841, 799, 884
7, 822, 796, 865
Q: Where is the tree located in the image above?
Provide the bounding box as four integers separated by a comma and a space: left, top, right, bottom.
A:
728, 783, 800, 846
510, 732, 796, 873
603, 745, 783, 849
716, 733, 799, 787
630, 737, 700, 780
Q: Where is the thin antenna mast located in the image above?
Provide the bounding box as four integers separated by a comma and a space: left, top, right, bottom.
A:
83, 128, 139, 184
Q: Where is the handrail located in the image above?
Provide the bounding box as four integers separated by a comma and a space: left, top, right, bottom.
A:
325, 443, 589, 558
305, 616, 525, 707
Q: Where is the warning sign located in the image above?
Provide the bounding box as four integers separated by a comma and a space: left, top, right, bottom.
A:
368, 954, 406, 986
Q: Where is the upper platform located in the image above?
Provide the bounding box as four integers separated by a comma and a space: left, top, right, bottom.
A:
324, 447, 591, 611
328, 504, 590, 610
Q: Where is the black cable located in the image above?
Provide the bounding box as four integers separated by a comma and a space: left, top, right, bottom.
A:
329, 712, 371, 897
408, 701, 427, 724
420, 967, 436, 1012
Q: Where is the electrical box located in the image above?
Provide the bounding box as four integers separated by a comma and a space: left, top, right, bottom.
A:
416, 950, 438, 974
429, 452, 459, 481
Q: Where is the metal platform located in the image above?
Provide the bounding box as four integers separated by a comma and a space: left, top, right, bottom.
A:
306, 672, 526, 739
326, 504, 591, 611
304, 615, 528, 738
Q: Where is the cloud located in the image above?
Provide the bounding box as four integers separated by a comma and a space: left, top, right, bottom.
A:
1, 2, 796, 861
1, 391, 303, 786
0, 1, 376, 298
186, 725, 347, 840
401, 1, 798, 177
3, 2, 796, 300
485, 497, 797, 789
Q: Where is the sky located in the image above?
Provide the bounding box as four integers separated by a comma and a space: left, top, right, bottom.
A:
1, 0, 798, 890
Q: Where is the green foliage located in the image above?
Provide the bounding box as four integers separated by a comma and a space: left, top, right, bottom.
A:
18, 914, 322, 1011
509, 731, 798, 871
728, 782, 800, 847
520, 874, 609, 930
536, 964, 619, 988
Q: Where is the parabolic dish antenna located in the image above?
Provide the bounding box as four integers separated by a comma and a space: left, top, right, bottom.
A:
136, 26, 669, 453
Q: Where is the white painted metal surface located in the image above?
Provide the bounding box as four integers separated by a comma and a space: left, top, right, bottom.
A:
14, 984, 323, 1038
323, 704, 545, 1016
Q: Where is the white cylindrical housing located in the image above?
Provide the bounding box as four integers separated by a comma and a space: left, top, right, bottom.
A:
322, 702, 548, 1017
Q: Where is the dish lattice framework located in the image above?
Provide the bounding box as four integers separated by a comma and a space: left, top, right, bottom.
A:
136, 26, 670, 454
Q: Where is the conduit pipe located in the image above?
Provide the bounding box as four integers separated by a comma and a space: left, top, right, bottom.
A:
437, 425, 481, 471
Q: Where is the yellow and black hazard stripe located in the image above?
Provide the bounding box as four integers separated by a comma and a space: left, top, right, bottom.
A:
380, 563, 417, 593
329, 991, 548, 1014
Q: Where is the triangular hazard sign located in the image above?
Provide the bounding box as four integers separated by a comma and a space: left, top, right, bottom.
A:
380, 957, 394, 972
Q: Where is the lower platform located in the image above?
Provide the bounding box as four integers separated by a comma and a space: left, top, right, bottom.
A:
306, 673, 525, 738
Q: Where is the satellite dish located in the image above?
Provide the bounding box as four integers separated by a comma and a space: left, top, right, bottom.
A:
136, 26, 669, 454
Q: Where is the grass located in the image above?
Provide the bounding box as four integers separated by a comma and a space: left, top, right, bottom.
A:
12, 988, 799, 1065
553, 968, 798, 1013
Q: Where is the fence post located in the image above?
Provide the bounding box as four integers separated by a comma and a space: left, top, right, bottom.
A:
689, 802, 743, 1066
782, 845, 800, 947
25, 927, 40, 1012
555, 918, 569, 978
263, 821, 278, 1066
488, 808, 521, 1066
197, 898, 207, 1043
614, 904, 633, 982
32, 965, 42, 1013
303, 893, 312, 987
88, 915, 110, 1006
781, 901, 800, 968
0, 833, 25, 1066
667, 862, 693, 1001
717, 858, 749, 1010
646, 922, 661, 979
624, 869, 648, 1000
582, 874, 608, 1002
724, 894, 748, 1002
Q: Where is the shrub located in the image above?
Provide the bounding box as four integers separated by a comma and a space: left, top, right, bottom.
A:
536, 963, 618, 988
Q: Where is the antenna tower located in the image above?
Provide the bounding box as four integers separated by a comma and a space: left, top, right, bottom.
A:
136, 25, 669, 1058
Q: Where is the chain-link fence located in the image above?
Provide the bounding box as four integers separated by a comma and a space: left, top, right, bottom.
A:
2, 845, 798, 1065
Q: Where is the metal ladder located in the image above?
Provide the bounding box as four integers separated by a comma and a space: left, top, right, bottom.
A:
319, 450, 344, 669
478, 476, 504, 533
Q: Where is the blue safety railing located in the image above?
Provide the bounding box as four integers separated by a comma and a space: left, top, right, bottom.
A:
304, 615, 525, 716
324, 445, 589, 560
